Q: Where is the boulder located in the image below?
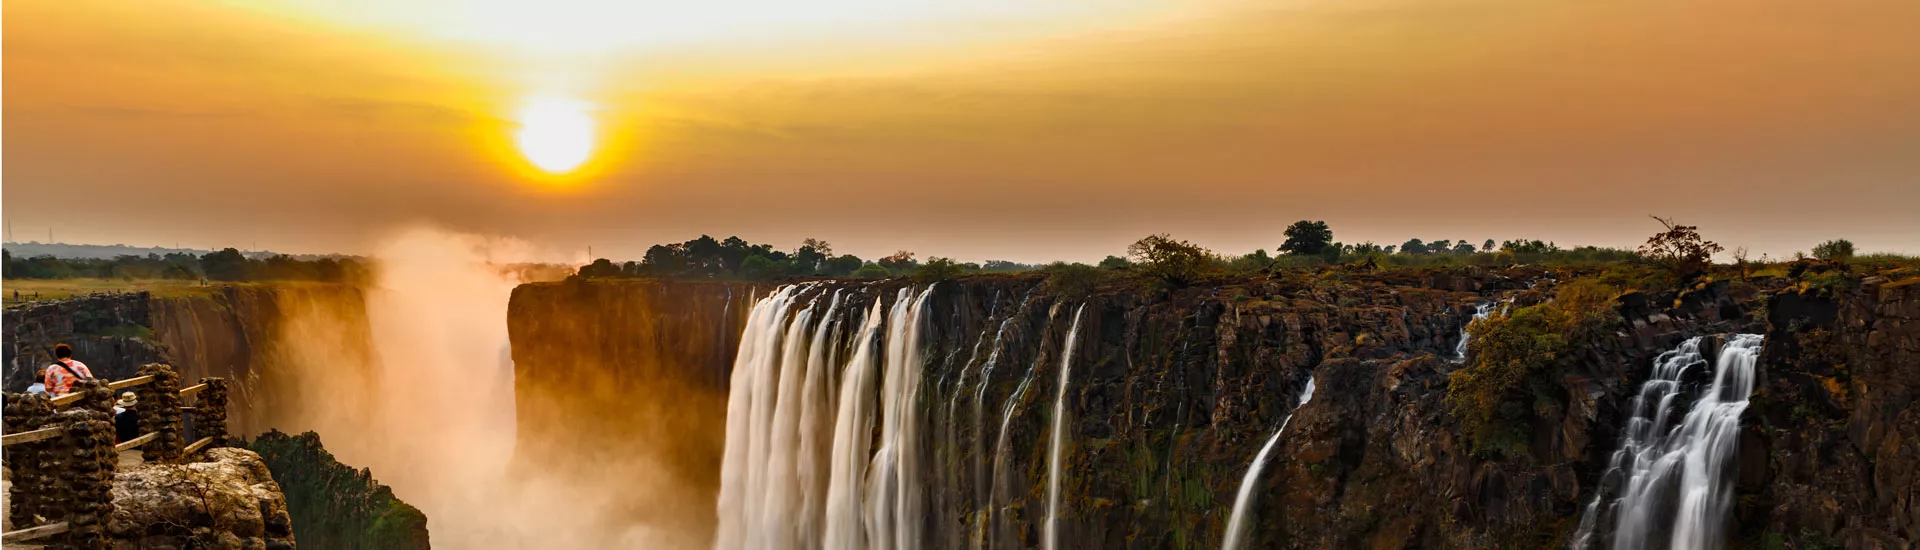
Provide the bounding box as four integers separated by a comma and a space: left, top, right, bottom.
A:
108, 447, 296, 549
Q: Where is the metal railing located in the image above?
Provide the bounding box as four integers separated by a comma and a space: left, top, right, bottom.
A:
1, 364, 229, 548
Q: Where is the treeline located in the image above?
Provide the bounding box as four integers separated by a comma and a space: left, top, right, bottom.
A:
576, 235, 1039, 281
1, 248, 367, 283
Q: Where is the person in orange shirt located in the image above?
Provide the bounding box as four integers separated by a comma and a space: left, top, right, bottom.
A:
43, 343, 94, 396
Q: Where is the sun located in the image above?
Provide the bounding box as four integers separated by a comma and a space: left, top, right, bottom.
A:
514, 97, 595, 174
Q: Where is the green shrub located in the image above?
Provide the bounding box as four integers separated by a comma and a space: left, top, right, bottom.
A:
1811, 239, 1855, 261
914, 257, 964, 283
1042, 262, 1109, 298
1447, 278, 1616, 458
247, 431, 430, 550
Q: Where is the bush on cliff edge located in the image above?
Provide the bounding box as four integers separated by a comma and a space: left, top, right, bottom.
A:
1447, 279, 1616, 458
246, 430, 431, 549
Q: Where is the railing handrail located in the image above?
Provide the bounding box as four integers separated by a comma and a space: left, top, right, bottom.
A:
0, 521, 69, 543
1, 427, 63, 446
4, 369, 230, 544
39, 376, 199, 411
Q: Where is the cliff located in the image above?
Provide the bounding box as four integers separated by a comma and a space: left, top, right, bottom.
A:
505, 278, 755, 540
3, 283, 375, 435
506, 264, 1920, 548
247, 430, 432, 550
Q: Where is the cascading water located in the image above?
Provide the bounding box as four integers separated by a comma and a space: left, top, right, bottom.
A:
1219, 376, 1318, 550
1570, 334, 1765, 550
719, 285, 936, 550
1454, 300, 1501, 359
1042, 305, 1087, 550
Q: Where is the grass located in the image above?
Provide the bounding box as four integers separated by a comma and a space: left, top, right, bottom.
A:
1, 278, 220, 304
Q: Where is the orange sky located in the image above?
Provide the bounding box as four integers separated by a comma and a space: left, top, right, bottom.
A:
6, 0, 1917, 263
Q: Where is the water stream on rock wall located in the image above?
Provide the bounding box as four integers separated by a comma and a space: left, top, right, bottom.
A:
1454, 300, 1503, 360
1570, 334, 1764, 550
1042, 305, 1087, 550
1219, 376, 1318, 550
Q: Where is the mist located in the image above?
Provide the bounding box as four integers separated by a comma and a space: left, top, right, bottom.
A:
268, 225, 698, 548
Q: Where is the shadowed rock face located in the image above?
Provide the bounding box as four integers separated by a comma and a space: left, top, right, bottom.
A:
247, 430, 431, 550
508, 268, 1920, 549
505, 278, 756, 542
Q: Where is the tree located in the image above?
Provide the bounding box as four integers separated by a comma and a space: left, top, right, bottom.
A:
1127, 234, 1214, 287
1401, 238, 1427, 255
1279, 220, 1334, 256
1098, 255, 1131, 269
852, 263, 892, 279
1482, 239, 1496, 253
824, 255, 865, 277
800, 238, 832, 258
1811, 239, 1855, 261
879, 250, 918, 272
201, 248, 250, 281
738, 255, 783, 280
914, 257, 964, 283
794, 241, 829, 274
1638, 216, 1723, 282
1451, 241, 1477, 255
579, 258, 622, 278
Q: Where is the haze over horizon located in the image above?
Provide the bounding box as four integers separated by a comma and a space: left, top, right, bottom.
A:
6, 0, 1917, 264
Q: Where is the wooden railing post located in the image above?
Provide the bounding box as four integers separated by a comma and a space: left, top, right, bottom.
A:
193, 377, 230, 449
3, 393, 57, 529
135, 364, 186, 462
54, 409, 115, 549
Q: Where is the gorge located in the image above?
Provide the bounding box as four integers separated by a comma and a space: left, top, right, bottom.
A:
7, 257, 1915, 549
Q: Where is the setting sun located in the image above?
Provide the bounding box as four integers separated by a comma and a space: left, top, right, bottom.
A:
514, 97, 595, 174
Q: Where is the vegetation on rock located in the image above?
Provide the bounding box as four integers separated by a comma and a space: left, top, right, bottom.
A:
246, 430, 430, 550
1448, 278, 1617, 458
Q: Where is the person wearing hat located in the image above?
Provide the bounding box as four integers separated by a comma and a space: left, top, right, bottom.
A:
115, 391, 141, 444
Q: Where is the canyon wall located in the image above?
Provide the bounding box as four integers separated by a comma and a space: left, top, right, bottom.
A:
508, 266, 1919, 548
3, 284, 377, 436
505, 278, 755, 543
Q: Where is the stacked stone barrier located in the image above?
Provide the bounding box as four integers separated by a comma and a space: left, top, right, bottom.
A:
134, 363, 186, 462
56, 408, 115, 549
194, 377, 230, 449
4, 393, 57, 529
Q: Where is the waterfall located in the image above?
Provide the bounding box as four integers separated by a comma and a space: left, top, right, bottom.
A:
1570, 334, 1765, 550
1454, 300, 1501, 360
988, 303, 1060, 549
823, 300, 887, 550
1219, 377, 1318, 550
1043, 304, 1088, 550
719, 285, 935, 550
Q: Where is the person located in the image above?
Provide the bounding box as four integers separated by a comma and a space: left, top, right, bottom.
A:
26, 382, 47, 396
115, 392, 141, 443
43, 343, 94, 396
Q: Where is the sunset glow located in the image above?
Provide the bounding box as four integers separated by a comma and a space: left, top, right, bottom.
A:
514, 97, 595, 174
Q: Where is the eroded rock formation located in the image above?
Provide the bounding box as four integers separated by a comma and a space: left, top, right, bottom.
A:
108, 448, 296, 549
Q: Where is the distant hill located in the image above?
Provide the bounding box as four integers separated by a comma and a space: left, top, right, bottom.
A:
3, 242, 350, 261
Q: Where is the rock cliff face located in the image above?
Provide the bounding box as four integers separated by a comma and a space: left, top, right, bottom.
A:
246, 430, 431, 549
505, 278, 755, 540
3, 284, 375, 435
507, 266, 1920, 548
